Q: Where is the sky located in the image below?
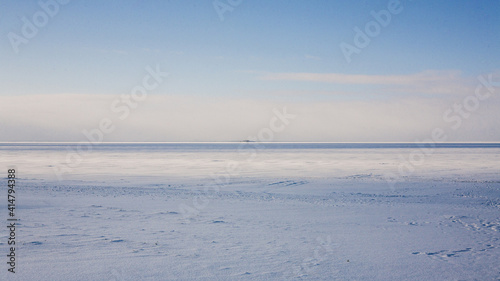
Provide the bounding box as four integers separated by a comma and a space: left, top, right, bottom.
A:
0, 0, 499, 142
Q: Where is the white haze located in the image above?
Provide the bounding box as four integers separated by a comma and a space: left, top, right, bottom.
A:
0, 93, 499, 142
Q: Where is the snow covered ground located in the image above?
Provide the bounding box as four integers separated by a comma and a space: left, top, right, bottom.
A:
0, 143, 499, 280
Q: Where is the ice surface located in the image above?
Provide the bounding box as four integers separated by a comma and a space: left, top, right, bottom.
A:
0, 143, 499, 280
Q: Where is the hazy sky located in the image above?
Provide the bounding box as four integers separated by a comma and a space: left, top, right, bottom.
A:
1, 0, 499, 142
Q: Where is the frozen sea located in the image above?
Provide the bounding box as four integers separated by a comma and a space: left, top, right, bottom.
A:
0, 142, 499, 280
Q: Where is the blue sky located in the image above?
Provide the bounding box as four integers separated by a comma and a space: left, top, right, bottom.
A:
1, 0, 499, 141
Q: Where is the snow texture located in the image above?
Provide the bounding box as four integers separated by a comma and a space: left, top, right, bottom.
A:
0, 143, 499, 280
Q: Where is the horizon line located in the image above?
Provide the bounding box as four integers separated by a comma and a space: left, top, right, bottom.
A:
2, 141, 500, 144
